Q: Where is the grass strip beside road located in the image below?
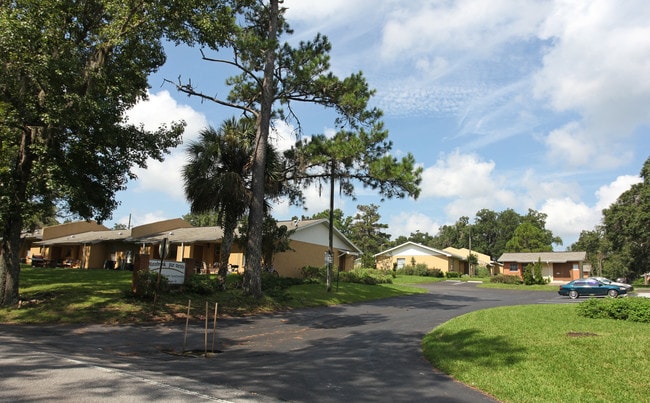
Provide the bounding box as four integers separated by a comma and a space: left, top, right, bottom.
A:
0, 267, 428, 324
422, 304, 650, 403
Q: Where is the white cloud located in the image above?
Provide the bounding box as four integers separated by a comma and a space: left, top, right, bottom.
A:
283, 0, 371, 22
126, 90, 208, 143
388, 212, 440, 239
544, 122, 594, 166
125, 91, 209, 198
534, 0, 650, 168
419, 150, 520, 221
594, 175, 642, 211
541, 198, 599, 246
541, 174, 642, 247
270, 120, 298, 152
421, 151, 497, 198
379, 1, 549, 60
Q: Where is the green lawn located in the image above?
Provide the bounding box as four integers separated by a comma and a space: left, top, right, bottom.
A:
0, 267, 428, 324
422, 304, 650, 402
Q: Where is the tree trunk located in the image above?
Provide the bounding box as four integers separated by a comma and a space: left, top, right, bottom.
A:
326, 160, 335, 292
0, 218, 23, 306
244, 0, 278, 299
0, 128, 35, 306
217, 215, 237, 289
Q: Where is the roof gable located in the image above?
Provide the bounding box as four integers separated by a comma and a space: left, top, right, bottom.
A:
278, 219, 361, 254
375, 242, 451, 258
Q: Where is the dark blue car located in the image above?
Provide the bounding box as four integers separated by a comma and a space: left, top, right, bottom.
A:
558, 278, 628, 299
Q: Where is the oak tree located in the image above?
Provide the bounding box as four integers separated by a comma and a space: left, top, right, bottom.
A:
0, 0, 235, 305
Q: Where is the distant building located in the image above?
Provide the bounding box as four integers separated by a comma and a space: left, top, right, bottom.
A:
497, 251, 587, 282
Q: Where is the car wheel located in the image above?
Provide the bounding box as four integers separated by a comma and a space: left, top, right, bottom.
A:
569, 290, 579, 299
607, 289, 619, 298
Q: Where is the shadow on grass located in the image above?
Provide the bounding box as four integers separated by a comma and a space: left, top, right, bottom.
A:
423, 327, 527, 372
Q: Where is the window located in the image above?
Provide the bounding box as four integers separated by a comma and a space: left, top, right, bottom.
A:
509, 263, 519, 272
396, 258, 405, 269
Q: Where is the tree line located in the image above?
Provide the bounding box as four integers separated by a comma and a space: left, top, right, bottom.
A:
571, 156, 650, 281
303, 205, 563, 269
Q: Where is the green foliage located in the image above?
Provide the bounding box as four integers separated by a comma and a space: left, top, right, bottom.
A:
490, 274, 523, 285
445, 271, 462, 278
576, 297, 650, 323
522, 260, 547, 285
602, 156, 650, 279
397, 265, 444, 277
522, 264, 535, 285
166, 0, 400, 298
505, 221, 556, 252
299, 265, 328, 281
475, 266, 491, 278
184, 274, 218, 295
304, 209, 353, 238
345, 204, 392, 268
133, 270, 169, 300
338, 268, 393, 285
0, 0, 235, 305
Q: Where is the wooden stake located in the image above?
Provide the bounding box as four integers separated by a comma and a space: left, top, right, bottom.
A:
204, 301, 209, 356
211, 302, 218, 353
182, 299, 191, 353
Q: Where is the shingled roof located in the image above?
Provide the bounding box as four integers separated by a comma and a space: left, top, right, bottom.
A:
497, 251, 586, 263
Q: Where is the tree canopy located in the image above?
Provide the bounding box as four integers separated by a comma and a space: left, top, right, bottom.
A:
600, 156, 650, 279
0, 0, 235, 306
387, 208, 561, 260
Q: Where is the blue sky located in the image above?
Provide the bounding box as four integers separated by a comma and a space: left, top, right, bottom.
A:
112, 0, 649, 250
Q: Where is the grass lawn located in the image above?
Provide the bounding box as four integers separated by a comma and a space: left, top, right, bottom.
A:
0, 267, 430, 324
422, 304, 650, 402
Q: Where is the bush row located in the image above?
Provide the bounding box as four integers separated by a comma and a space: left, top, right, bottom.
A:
489, 274, 523, 284
576, 297, 650, 323
396, 264, 445, 277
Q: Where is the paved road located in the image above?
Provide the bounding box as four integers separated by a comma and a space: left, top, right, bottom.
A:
1, 282, 566, 402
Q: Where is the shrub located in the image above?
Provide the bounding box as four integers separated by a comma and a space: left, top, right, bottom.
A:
490, 274, 523, 284
576, 297, 650, 323
185, 274, 218, 295
523, 264, 535, 285
300, 265, 327, 281
340, 268, 393, 285
133, 269, 169, 299
445, 271, 461, 278
397, 264, 443, 277
475, 266, 490, 278
225, 273, 244, 289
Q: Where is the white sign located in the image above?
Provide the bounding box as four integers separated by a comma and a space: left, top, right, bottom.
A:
149, 260, 186, 285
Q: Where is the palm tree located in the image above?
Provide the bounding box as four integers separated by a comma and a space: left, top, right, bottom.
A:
183, 117, 254, 286
183, 117, 286, 287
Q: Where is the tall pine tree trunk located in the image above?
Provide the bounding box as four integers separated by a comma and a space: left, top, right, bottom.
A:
244, 0, 278, 298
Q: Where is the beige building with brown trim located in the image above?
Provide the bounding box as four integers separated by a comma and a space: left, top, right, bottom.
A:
374, 242, 498, 276
30, 218, 360, 278
374, 242, 456, 273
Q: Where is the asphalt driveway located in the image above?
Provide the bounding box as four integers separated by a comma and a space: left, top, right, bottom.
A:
0, 281, 564, 402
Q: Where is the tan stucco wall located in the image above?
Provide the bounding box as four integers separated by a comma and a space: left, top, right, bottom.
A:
272, 240, 353, 278
377, 254, 452, 273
